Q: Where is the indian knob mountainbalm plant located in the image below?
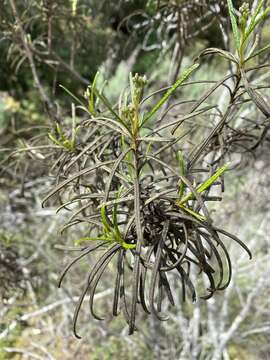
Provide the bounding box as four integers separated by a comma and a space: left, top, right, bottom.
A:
41, 0, 270, 336
43, 70, 251, 337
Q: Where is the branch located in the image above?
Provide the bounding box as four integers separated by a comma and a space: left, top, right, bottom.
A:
3, 347, 44, 360
8, 0, 59, 124
0, 288, 113, 340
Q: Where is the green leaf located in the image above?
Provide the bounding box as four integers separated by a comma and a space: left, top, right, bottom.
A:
252, 0, 266, 21
93, 88, 130, 133
100, 197, 136, 249
101, 204, 112, 234
179, 163, 229, 205
59, 85, 85, 107
121, 241, 136, 249
48, 133, 61, 147
89, 71, 99, 116
142, 63, 199, 126
196, 48, 238, 63
129, 72, 135, 105
178, 204, 206, 222
176, 150, 186, 198
245, 42, 270, 62
196, 164, 228, 194
112, 187, 123, 239
244, 1, 268, 43
90, 117, 131, 137
74, 236, 109, 246
227, 0, 240, 50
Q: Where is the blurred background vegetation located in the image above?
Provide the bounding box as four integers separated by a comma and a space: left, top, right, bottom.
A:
1, 0, 270, 359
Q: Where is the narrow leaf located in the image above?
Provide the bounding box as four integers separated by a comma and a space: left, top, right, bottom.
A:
177, 150, 186, 197
179, 164, 229, 205
178, 204, 206, 222
196, 48, 238, 63
142, 63, 199, 125
42, 160, 114, 206
245, 44, 270, 62
89, 71, 99, 115
101, 204, 112, 234
244, 3, 270, 43
59, 84, 85, 107
74, 236, 109, 246
227, 0, 240, 50
245, 42, 270, 62
93, 88, 130, 132
138, 136, 175, 143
